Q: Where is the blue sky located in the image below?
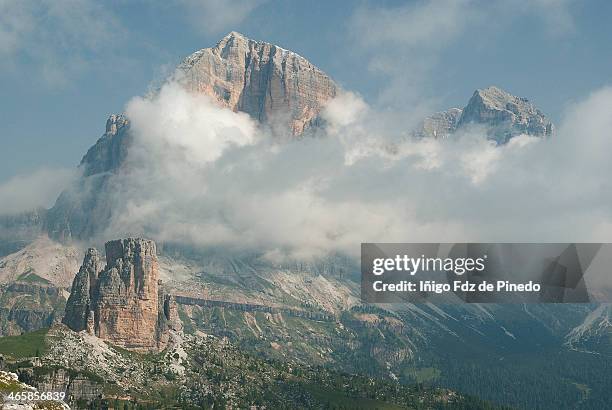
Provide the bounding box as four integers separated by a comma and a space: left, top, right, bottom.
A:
1, 0, 612, 182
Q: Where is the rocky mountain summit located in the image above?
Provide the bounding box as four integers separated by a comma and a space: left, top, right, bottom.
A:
458, 86, 554, 143
177, 31, 337, 135
63, 238, 180, 352
414, 86, 554, 143
79, 114, 130, 178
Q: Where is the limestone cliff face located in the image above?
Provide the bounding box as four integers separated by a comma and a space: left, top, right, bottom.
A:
80, 114, 131, 178
177, 31, 337, 135
35, 368, 103, 406
62, 238, 180, 352
95, 239, 161, 351
413, 86, 554, 143
413, 108, 463, 139
0, 209, 46, 257
62, 248, 100, 332
457, 86, 554, 143
0, 283, 66, 336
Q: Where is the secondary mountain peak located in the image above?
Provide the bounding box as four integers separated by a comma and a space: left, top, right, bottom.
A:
458, 85, 554, 143
414, 86, 554, 143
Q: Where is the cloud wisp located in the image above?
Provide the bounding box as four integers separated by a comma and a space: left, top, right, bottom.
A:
0, 0, 130, 86
0, 167, 77, 215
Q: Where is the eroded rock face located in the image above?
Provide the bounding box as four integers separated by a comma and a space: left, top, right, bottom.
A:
0, 209, 46, 257
413, 86, 554, 143
80, 114, 131, 178
63, 238, 180, 352
413, 108, 463, 139
45, 114, 131, 242
0, 283, 66, 336
95, 239, 161, 350
62, 248, 100, 332
457, 86, 554, 143
0, 236, 81, 287
35, 368, 103, 406
177, 31, 337, 135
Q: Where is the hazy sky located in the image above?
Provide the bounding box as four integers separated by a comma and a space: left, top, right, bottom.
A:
1, 0, 612, 182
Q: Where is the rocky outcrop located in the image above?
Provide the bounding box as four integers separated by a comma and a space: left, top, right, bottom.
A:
174, 295, 337, 322
565, 304, 612, 356
177, 31, 337, 135
0, 209, 46, 257
62, 238, 180, 352
413, 86, 554, 144
95, 239, 162, 350
0, 283, 66, 336
0, 236, 81, 287
0, 371, 70, 410
35, 368, 103, 406
62, 248, 100, 332
413, 107, 463, 139
457, 86, 554, 143
80, 114, 131, 178
45, 114, 130, 242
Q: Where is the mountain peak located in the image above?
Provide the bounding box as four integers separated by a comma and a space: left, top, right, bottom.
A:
472, 86, 529, 110
177, 32, 337, 135
478, 85, 506, 94
224, 30, 247, 40
216, 31, 292, 54
458, 85, 554, 143
215, 31, 250, 49
412, 86, 554, 143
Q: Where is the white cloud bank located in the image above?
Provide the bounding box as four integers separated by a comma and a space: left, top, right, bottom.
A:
93, 80, 612, 261
0, 167, 76, 215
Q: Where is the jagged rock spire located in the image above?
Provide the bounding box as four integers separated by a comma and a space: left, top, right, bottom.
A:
62, 248, 100, 332
63, 238, 180, 352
